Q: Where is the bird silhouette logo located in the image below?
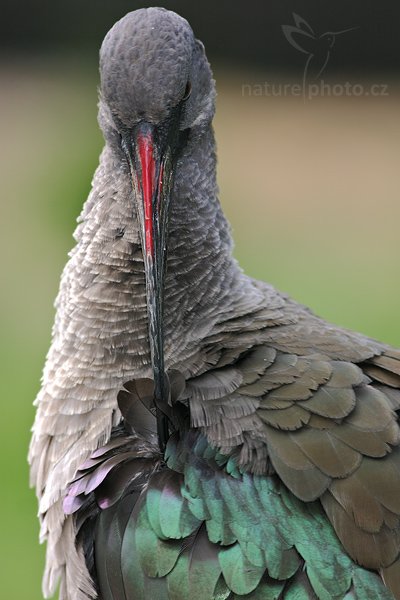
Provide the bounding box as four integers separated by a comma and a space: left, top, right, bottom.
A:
282, 13, 358, 89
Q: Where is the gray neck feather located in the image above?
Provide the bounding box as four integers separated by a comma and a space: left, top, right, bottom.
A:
73, 122, 265, 376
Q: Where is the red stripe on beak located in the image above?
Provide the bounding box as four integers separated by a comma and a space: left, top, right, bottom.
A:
137, 132, 156, 257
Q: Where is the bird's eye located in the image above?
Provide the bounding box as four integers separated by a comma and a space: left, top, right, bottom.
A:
182, 81, 192, 101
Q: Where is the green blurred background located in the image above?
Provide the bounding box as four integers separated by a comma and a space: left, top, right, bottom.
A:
1, 1, 399, 598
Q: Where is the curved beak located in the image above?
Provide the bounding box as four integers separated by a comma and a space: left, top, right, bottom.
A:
124, 121, 174, 450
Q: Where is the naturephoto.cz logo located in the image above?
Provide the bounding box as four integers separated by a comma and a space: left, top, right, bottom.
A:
242, 13, 389, 100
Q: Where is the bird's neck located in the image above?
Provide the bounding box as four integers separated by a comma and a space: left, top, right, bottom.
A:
72, 124, 266, 375
164, 125, 265, 366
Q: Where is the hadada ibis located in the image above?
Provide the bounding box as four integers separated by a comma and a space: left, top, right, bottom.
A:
29, 8, 400, 600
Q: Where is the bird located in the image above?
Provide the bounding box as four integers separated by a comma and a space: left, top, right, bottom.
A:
29, 7, 400, 600
282, 13, 357, 84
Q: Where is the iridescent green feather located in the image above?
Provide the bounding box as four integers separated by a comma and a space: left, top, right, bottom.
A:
94, 432, 394, 599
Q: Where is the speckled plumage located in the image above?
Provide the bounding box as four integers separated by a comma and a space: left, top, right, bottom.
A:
30, 7, 400, 600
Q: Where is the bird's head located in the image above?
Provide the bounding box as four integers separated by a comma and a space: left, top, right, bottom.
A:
98, 8, 215, 447
100, 8, 215, 132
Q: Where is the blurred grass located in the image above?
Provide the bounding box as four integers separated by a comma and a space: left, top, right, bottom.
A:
0, 58, 399, 599
0, 58, 102, 600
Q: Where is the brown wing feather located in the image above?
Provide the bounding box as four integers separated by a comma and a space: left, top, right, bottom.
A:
184, 333, 400, 598
364, 352, 400, 388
